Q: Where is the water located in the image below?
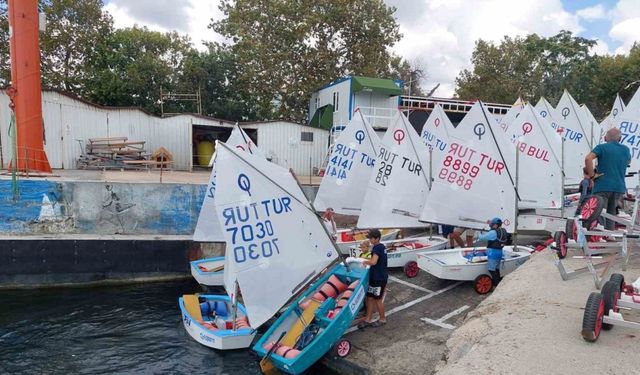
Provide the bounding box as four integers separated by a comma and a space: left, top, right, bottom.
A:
0, 280, 261, 374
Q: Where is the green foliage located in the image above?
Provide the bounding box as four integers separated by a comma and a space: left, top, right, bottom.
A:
213, 0, 402, 122
0, 1, 8, 86
456, 31, 597, 109
85, 26, 193, 114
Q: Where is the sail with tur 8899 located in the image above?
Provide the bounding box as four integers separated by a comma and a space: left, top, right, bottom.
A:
419, 101, 517, 232
214, 141, 338, 328
314, 109, 381, 215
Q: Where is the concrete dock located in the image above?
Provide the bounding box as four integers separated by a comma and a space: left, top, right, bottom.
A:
435, 248, 640, 375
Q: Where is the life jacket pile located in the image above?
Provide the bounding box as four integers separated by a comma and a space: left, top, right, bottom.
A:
299, 275, 348, 310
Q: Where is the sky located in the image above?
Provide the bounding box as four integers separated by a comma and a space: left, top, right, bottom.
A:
103, 0, 640, 97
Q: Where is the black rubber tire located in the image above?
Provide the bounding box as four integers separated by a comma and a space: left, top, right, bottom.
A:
601, 281, 620, 331
581, 292, 604, 342
333, 339, 351, 358
565, 218, 575, 240
610, 273, 625, 292
553, 231, 568, 259
580, 195, 604, 227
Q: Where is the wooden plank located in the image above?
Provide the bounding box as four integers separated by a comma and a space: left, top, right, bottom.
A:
280, 298, 321, 347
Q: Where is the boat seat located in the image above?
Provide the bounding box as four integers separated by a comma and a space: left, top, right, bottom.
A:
281, 298, 321, 347
183, 294, 203, 321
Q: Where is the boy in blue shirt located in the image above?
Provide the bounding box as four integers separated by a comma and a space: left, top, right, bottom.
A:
477, 217, 508, 287
358, 229, 388, 328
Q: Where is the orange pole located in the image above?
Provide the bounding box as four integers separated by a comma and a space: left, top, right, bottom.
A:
8, 0, 51, 173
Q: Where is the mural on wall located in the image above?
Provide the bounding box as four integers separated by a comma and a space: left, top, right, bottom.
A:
97, 184, 138, 234
0, 180, 72, 233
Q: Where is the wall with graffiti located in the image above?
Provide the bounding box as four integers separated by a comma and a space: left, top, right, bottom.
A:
0, 179, 206, 235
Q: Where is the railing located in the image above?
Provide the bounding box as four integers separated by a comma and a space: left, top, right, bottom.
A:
357, 106, 396, 129
400, 95, 511, 115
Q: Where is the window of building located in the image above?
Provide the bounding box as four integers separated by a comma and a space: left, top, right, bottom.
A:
314, 97, 319, 111
332, 92, 339, 112
301, 131, 314, 142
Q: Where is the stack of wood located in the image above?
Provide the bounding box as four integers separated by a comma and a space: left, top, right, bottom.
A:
77, 137, 147, 169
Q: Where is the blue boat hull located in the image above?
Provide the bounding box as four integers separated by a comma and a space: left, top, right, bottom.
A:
253, 261, 369, 374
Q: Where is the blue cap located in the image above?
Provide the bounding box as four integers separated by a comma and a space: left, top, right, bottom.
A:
490, 217, 502, 225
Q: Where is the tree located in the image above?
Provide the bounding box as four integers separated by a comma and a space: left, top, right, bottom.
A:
455, 31, 596, 107
0, 1, 8, 86
175, 43, 257, 121
213, 0, 402, 122
39, 0, 113, 94
389, 55, 427, 96
0, 0, 113, 93
85, 26, 194, 114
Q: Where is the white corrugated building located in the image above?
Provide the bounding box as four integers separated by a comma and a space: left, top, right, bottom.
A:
0, 89, 329, 175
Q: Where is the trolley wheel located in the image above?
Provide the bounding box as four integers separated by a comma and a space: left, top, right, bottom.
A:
404, 261, 419, 278
586, 220, 602, 242
580, 195, 604, 226
565, 218, 575, 241
553, 231, 568, 259
333, 339, 351, 358
601, 280, 620, 331
609, 273, 625, 292
474, 274, 493, 295
581, 292, 604, 342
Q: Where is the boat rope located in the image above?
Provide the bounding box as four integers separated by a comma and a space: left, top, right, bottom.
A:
355, 109, 380, 157
235, 122, 254, 155
478, 102, 521, 201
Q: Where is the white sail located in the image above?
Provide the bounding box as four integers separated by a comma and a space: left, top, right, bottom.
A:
501, 104, 562, 209
625, 86, 640, 116
534, 97, 563, 134
582, 104, 601, 146
193, 151, 226, 242
555, 91, 592, 184
420, 102, 517, 232
420, 104, 453, 168
314, 110, 381, 215
600, 94, 627, 143
497, 98, 526, 133
214, 142, 337, 328
358, 111, 431, 228
219, 125, 267, 163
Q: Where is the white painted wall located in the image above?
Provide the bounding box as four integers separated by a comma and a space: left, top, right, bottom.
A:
309, 78, 351, 130
243, 121, 329, 175
0, 91, 329, 175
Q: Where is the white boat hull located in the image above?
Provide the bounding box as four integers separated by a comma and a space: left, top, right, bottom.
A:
416, 246, 531, 281
336, 228, 400, 254
348, 236, 449, 268
179, 295, 256, 350
190, 257, 225, 288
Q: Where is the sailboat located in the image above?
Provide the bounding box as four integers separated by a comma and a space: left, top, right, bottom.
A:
598, 93, 626, 144
314, 109, 399, 251
191, 124, 268, 289
180, 140, 349, 350
356, 110, 447, 276
554, 90, 593, 185
606, 86, 640, 187
416, 101, 531, 293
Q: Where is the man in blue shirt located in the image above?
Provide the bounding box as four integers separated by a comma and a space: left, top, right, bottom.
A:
358, 229, 388, 329
477, 217, 508, 287
585, 128, 631, 230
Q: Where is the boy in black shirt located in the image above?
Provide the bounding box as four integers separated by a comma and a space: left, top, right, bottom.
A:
358, 229, 388, 328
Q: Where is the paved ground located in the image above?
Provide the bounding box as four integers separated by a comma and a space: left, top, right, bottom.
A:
344, 266, 489, 375
435, 248, 640, 375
